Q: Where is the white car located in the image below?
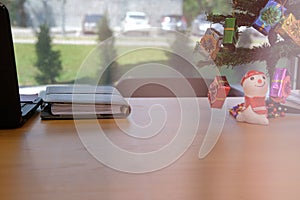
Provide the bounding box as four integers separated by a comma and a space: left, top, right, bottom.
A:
160, 15, 188, 33
121, 11, 151, 34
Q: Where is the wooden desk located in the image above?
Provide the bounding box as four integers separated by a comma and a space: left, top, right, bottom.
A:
1, 98, 300, 200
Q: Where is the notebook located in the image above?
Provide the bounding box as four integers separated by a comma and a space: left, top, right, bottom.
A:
0, 3, 42, 129
41, 85, 131, 119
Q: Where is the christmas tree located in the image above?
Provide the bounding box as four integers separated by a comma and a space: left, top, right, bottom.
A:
195, 0, 300, 76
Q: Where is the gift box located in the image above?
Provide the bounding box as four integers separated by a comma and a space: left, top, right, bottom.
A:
269, 68, 291, 103
289, 20, 300, 46
200, 28, 223, 60
253, 0, 286, 36
208, 76, 231, 109
276, 13, 300, 47
229, 103, 244, 118
281, 13, 296, 33
275, 13, 296, 36
223, 18, 238, 51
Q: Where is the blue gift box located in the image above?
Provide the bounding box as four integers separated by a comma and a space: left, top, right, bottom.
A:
253, 0, 286, 35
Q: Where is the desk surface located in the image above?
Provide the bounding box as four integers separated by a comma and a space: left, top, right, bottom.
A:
1, 98, 300, 200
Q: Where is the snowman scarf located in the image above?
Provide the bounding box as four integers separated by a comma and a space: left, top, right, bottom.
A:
244, 96, 267, 115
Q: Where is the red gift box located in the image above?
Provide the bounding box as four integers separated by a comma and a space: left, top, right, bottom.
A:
208, 76, 231, 108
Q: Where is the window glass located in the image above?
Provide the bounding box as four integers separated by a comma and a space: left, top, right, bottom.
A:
5, 0, 299, 90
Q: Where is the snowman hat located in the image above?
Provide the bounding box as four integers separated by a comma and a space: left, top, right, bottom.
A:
241, 70, 265, 86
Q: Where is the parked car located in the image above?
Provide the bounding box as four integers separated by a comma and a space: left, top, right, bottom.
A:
160, 14, 187, 33
191, 14, 223, 36
82, 14, 103, 34
121, 11, 151, 34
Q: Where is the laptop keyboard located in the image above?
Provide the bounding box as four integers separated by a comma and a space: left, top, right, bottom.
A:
20, 96, 43, 117
21, 103, 36, 116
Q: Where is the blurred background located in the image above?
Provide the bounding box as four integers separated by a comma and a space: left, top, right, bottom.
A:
2, 0, 298, 89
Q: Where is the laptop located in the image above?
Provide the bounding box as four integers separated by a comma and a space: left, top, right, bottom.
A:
0, 3, 42, 129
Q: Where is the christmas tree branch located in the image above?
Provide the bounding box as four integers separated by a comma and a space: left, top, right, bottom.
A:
196, 40, 300, 69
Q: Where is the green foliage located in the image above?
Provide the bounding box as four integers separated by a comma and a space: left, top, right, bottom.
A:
98, 15, 113, 42
183, 0, 201, 24
14, 0, 27, 27
167, 33, 199, 77
260, 6, 282, 25
198, 40, 298, 68
16, 43, 169, 86
2, 0, 27, 26
97, 14, 117, 85
207, 0, 269, 26
34, 24, 62, 84
197, 0, 231, 14
183, 0, 231, 24
2, 0, 16, 25
208, 0, 300, 26
1, 0, 12, 6
198, 0, 300, 74
16, 44, 96, 86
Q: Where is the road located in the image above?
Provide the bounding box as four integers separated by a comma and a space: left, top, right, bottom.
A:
11, 27, 189, 47
12, 28, 269, 51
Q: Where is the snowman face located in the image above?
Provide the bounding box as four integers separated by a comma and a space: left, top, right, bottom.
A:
243, 74, 268, 97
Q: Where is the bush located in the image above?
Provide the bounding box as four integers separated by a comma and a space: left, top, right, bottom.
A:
97, 14, 117, 85
35, 24, 62, 84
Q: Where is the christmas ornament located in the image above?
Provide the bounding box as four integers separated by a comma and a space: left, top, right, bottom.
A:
208, 76, 230, 109
229, 103, 244, 118
266, 100, 288, 118
276, 13, 300, 46
235, 70, 269, 125
253, 0, 286, 36
269, 68, 291, 103
199, 28, 223, 60
223, 17, 238, 51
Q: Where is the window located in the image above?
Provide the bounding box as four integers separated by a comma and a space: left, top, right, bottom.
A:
5, 0, 300, 91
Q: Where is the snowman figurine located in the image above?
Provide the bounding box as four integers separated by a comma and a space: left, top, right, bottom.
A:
236, 70, 269, 125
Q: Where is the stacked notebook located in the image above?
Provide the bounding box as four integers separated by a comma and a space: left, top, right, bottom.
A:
41, 85, 131, 119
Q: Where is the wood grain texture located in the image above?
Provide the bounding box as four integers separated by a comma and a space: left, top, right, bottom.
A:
0, 98, 300, 200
